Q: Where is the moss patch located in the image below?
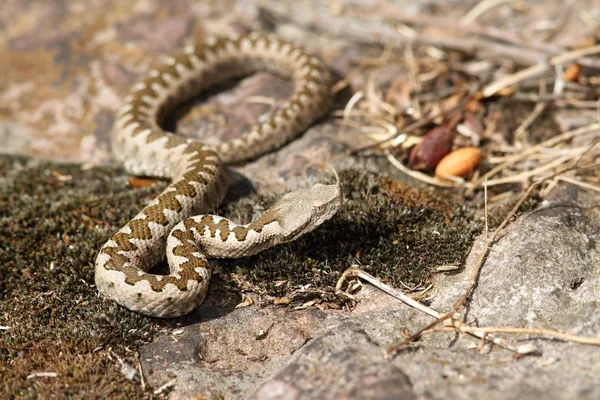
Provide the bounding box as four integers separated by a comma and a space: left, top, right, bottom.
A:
218, 169, 481, 301
0, 155, 160, 398
0, 155, 481, 398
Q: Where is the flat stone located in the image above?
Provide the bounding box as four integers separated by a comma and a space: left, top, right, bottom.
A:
140, 182, 600, 399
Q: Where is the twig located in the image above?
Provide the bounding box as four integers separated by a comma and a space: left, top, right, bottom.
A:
432, 326, 600, 346
484, 179, 489, 236
336, 267, 535, 354
461, 0, 515, 25
153, 379, 177, 396
484, 154, 575, 186
366, 69, 397, 116
468, 122, 600, 193
481, 44, 600, 97
348, 102, 466, 155
27, 372, 58, 379
514, 80, 547, 142
259, 1, 600, 68
343, 91, 364, 122
557, 175, 600, 193
332, 41, 395, 94
385, 148, 598, 353
389, 13, 600, 68
135, 352, 146, 391
336, 267, 438, 318
385, 150, 457, 188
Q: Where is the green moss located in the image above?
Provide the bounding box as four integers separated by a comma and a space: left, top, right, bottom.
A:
0, 155, 481, 398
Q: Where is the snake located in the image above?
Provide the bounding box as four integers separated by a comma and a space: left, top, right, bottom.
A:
94, 33, 342, 318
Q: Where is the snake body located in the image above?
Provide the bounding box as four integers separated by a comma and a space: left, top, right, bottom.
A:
94, 33, 341, 318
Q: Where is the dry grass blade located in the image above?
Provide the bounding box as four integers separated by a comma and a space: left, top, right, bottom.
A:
432, 326, 600, 346
557, 175, 600, 193
513, 81, 547, 142
336, 268, 535, 355
468, 122, 600, 194
385, 150, 457, 188
382, 145, 600, 354
461, 0, 514, 24
481, 44, 600, 97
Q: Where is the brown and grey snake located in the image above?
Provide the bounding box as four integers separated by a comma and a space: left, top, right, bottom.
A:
94, 33, 341, 318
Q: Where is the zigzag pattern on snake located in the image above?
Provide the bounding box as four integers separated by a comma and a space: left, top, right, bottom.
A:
94, 33, 341, 317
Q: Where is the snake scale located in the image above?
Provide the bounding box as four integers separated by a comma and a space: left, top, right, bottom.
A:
94, 33, 342, 317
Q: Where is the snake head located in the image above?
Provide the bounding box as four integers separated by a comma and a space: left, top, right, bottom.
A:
272, 183, 342, 241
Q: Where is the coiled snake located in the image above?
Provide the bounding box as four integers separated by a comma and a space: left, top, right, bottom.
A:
94, 33, 341, 317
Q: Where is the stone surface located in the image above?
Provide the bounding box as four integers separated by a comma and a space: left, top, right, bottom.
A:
138, 183, 600, 400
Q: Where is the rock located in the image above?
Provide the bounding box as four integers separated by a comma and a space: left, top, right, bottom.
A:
140, 182, 600, 399
251, 322, 416, 400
